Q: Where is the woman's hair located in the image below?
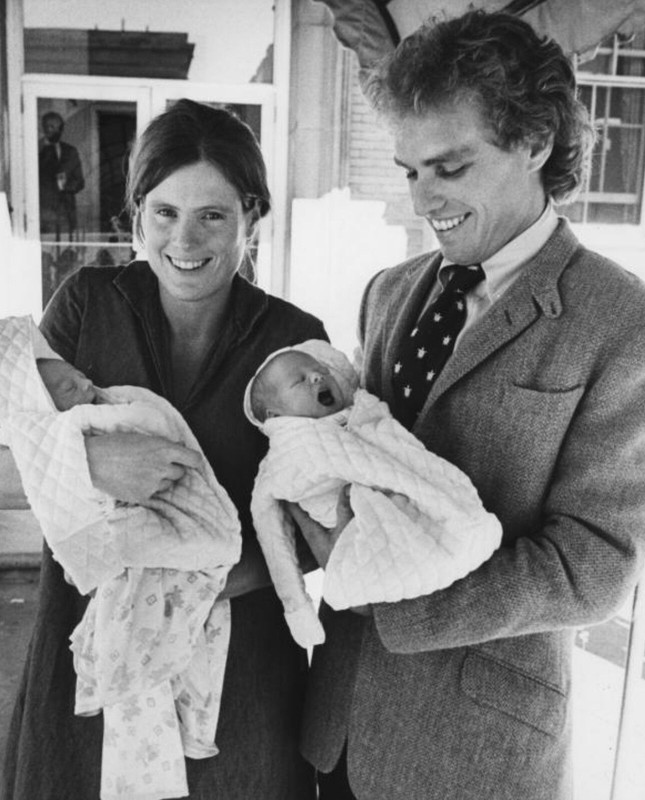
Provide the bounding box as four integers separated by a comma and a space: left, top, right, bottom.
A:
365, 10, 596, 204
126, 98, 271, 237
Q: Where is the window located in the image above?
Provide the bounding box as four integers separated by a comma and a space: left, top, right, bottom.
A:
566, 33, 645, 226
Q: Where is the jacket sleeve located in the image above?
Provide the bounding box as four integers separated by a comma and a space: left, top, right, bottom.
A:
372, 317, 645, 654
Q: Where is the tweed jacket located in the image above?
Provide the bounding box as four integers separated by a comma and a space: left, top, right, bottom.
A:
301, 220, 645, 800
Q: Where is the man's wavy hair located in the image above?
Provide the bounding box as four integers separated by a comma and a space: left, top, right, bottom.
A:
365, 10, 596, 204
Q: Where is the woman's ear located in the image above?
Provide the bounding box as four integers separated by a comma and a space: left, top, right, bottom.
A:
246, 214, 259, 242
133, 201, 145, 246
245, 201, 261, 241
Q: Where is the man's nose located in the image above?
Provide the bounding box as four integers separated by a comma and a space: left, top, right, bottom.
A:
411, 174, 444, 217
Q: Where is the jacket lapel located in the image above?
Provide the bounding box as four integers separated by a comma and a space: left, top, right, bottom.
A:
412, 220, 581, 427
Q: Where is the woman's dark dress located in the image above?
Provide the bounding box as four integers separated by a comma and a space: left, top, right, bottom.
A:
2, 263, 326, 800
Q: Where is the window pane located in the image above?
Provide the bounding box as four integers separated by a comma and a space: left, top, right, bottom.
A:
565, 85, 645, 225
574, 590, 645, 800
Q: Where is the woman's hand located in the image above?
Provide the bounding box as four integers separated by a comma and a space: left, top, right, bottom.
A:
285, 485, 353, 569
85, 432, 203, 503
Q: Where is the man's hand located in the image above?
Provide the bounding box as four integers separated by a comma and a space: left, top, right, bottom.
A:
85, 432, 203, 503
286, 488, 371, 616
286, 485, 353, 569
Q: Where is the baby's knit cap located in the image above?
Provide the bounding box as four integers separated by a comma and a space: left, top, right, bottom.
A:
243, 339, 359, 428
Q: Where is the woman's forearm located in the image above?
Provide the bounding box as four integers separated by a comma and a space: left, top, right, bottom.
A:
0, 446, 29, 509
220, 540, 273, 599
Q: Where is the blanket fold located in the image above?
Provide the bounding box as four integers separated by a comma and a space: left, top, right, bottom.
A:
251, 388, 502, 648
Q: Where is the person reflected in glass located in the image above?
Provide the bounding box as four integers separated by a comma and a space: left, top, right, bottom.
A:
38, 111, 85, 241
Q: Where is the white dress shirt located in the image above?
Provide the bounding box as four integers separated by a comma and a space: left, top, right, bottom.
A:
425, 203, 559, 350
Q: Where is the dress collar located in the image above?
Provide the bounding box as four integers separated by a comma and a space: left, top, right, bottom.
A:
113, 263, 269, 341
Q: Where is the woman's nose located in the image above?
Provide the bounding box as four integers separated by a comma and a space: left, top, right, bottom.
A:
173, 216, 202, 247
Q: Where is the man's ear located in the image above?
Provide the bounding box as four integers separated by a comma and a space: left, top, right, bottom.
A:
527, 133, 554, 173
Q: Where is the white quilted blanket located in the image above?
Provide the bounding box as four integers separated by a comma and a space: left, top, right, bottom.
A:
0, 316, 241, 800
251, 389, 502, 648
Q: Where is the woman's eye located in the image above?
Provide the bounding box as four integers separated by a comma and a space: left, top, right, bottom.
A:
404, 169, 417, 181
155, 207, 176, 218
204, 211, 224, 221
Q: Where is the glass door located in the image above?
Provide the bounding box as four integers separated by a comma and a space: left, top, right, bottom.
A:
22, 76, 151, 308
21, 77, 277, 311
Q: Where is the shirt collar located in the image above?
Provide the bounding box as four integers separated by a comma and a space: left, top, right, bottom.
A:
439, 203, 559, 301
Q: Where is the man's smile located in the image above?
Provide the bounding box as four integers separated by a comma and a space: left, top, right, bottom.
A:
430, 213, 469, 232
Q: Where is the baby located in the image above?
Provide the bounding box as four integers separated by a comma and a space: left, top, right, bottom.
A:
0, 315, 240, 800
35, 357, 98, 410
244, 340, 503, 649
249, 347, 349, 422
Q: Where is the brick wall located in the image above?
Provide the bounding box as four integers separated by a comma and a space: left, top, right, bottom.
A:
346, 58, 428, 259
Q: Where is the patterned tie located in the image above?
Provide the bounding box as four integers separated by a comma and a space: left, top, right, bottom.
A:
392, 264, 485, 428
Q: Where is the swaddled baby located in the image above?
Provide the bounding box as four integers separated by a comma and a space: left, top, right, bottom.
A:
244, 340, 503, 648
0, 315, 240, 800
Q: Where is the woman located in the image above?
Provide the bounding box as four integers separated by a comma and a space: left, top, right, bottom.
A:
2, 99, 325, 799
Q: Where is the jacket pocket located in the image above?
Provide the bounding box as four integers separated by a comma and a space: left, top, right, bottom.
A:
460, 649, 567, 737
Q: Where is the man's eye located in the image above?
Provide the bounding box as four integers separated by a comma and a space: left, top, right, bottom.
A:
437, 164, 467, 179
204, 211, 224, 221
404, 169, 417, 181
155, 208, 175, 218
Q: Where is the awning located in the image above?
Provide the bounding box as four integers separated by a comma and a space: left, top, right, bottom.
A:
315, 0, 645, 70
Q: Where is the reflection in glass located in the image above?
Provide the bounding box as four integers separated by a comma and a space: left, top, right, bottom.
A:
38, 98, 136, 304
39, 110, 85, 239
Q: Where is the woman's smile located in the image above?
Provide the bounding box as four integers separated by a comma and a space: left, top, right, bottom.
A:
140, 160, 255, 307
165, 255, 212, 271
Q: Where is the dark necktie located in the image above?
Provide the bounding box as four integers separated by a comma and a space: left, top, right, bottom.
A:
392, 264, 485, 428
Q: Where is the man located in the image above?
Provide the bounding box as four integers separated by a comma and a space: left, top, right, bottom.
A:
39, 111, 85, 239
295, 10, 645, 800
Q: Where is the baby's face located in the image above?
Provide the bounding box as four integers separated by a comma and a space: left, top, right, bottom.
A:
264, 351, 345, 418
36, 359, 97, 410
